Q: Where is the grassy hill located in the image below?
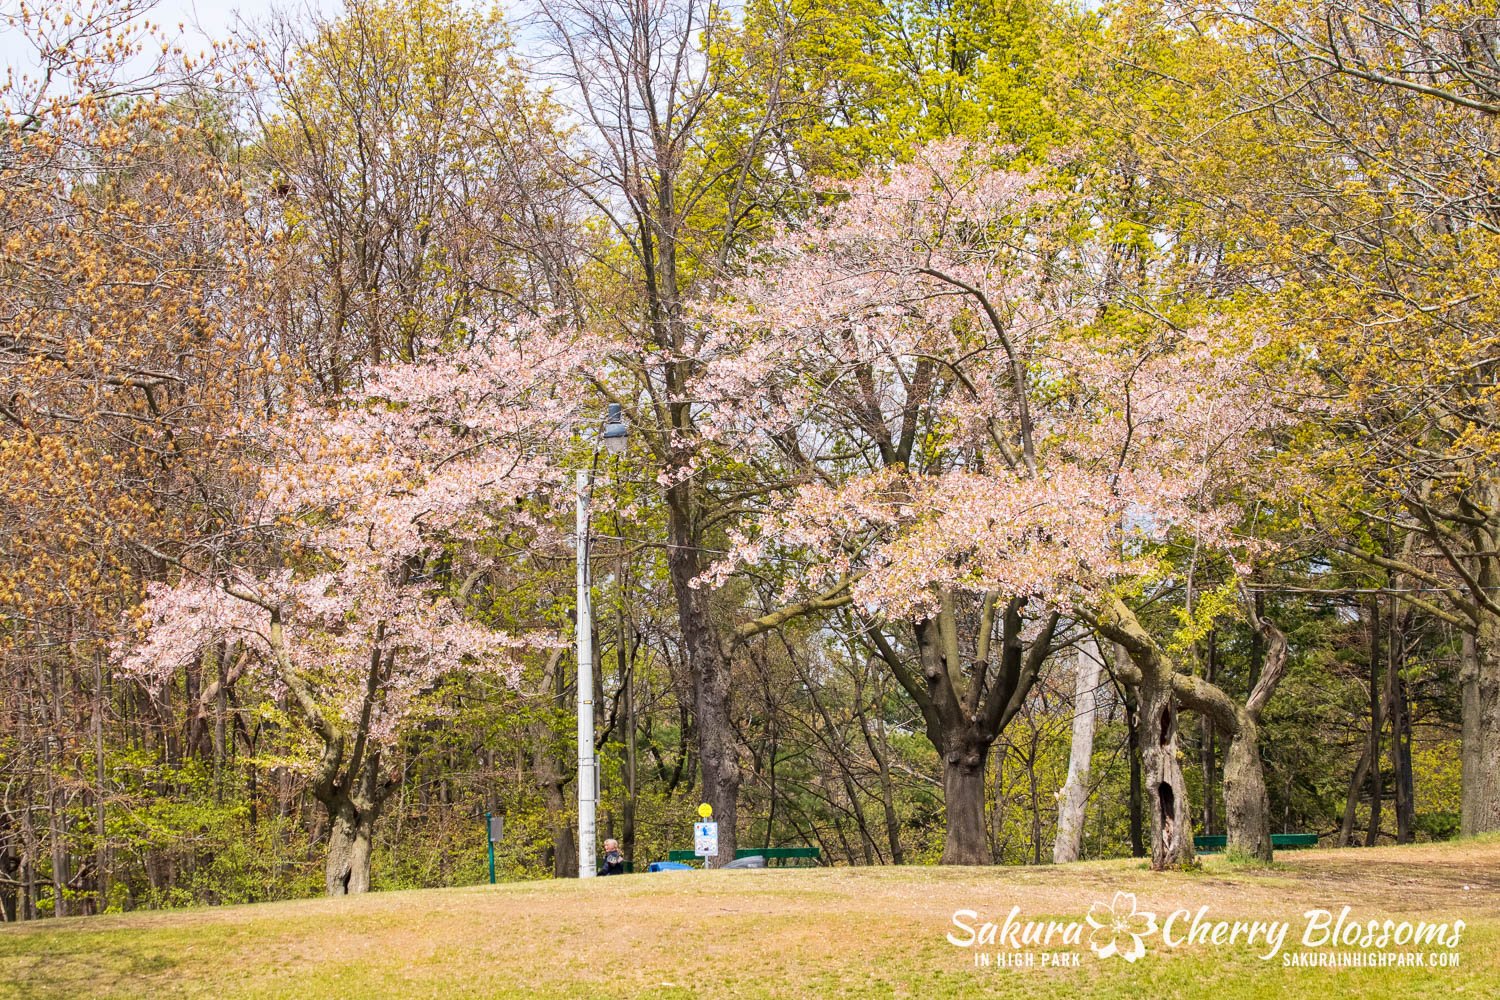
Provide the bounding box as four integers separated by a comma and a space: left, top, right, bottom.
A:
2, 839, 1497, 999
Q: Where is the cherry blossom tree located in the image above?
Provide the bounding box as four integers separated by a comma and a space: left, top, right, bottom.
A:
697, 138, 1287, 867
118, 329, 588, 894
692, 138, 1068, 864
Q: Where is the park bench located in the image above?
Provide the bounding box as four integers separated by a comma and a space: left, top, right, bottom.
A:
1193, 833, 1318, 853
665, 846, 821, 867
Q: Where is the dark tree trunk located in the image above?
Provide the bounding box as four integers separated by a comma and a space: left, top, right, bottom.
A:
692, 646, 740, 868
1199, 630, 1218, 836
1365, 596, 1383, 846
93, 651, 109, 913
537, 751, 577, 881
19, 793, 38, 920
622, 639, 637, 865
533, 650, 577, 878
1455, 483, 1500, 836
666, 485, 740, 867
1124, 683, 1145, 858
873, 601, 1057, 867
549, 804, 578, 878
213, 645, 228, 800
1339, 746, 1370, 848
1386, 632, 1415, 843
940, 735, 991, 865
875, 739, 904, 866
0, 826, 18, 922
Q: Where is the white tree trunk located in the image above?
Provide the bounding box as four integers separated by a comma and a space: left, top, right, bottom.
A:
1053, 635, 1104, 864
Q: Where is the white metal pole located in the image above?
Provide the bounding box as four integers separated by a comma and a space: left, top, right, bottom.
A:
576, 468, 597, 878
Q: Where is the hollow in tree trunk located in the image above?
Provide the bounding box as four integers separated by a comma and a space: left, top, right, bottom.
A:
1138, 674, 1195, 869
1092, 594, 1288, 866
1089, 599, 1195, 869
314, 747, 396, 897
324, 797, 378, 896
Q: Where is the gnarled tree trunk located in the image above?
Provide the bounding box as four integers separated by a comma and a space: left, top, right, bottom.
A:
1138, 668, 1195, 869
1089, 598, 1194, 869
324, 796, 378, 896
276, 619, 402, 897
315, 747, 396, 896
1215, 614, 1287, 862
1089, 596, 1288, 867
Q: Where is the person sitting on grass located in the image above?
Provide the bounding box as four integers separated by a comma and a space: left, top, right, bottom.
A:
600, 839, 626, 875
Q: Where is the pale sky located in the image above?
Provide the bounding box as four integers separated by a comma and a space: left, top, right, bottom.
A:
1, 0, 341, 83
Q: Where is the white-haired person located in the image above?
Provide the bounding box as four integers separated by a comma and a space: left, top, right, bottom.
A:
599, 839, 626, 875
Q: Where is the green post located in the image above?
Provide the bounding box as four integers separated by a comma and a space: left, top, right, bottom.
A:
486, 811, 496, 885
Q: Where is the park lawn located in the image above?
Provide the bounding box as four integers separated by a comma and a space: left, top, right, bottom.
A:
1, 838, 1497, 1000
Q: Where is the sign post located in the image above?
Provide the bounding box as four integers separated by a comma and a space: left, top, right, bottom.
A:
694, 804, 717, 865
485, 812, 503, 885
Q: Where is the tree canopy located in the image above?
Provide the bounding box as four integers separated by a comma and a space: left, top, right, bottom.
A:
0, 0, 1494, 916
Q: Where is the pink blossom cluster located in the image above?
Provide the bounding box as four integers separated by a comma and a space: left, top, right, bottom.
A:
694, 137, 1066, 449
117, 325, 594, 747
262, 328, 592, 560
694, 139, 1282, 620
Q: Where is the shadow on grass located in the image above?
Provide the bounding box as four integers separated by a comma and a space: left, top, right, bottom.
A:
0, 932, 179, 1000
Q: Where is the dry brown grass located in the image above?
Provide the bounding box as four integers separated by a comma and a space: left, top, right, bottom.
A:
2, 838, 1497, 999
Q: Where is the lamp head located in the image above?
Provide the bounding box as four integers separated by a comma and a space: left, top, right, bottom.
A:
600, 402, 628, 456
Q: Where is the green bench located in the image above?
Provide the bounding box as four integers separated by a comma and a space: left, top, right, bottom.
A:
1194, 833, 1318, 853
665, 847, 821, 867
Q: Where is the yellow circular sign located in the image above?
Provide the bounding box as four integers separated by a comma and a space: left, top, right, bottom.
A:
697, 802, 713, 818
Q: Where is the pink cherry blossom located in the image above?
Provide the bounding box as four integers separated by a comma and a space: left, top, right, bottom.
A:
692, 139, 1281, 621
117, 323, 592, 749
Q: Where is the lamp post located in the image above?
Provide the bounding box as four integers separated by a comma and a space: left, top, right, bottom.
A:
578, 403, 628, 879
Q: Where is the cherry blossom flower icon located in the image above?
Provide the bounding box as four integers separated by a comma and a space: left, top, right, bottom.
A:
1086, 892, 1157, 963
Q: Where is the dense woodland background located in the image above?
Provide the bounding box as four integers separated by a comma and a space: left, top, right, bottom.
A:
1, 0, 1496, 918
